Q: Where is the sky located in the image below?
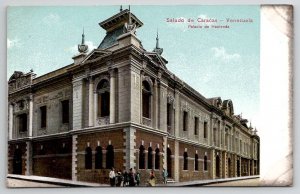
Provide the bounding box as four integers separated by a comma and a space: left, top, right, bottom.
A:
7, 5, 260, 128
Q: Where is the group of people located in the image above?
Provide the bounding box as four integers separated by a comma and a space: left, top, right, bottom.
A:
109, 167, 141, 187
108, 167, 169, 187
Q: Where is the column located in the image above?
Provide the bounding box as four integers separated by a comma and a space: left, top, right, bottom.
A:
88, 77, 94, 127
28, 95, 33, 137
153, 81, 158, 129
174, 90, 180, 137
9, 103, 14, 140
94, 91, 98, 125
25, 141, 32, 175
109, 69, 116, 124
174, 140, 179, 182
72, 80, 83, 130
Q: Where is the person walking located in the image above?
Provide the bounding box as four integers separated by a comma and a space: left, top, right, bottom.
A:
123, 170, 129, 187
148, 169, 156, 186
135, 171, 141, 186
109, 167, 116, 187
116, 171, 123, 187
162, 168, 168, 184
129, 168, 137, 187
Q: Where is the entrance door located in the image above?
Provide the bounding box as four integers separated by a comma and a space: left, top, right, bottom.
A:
13, 149, 22, 174
216, 155, 220, 178
237, 159, 240, 177
167, 148, 172, 178
228, 158, 231, 177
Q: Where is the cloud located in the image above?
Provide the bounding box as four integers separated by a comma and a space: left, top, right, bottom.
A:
7, 38, 22, 49
43, 13, 60, 26
66, 41, 97, 54
211, 47, 241, 61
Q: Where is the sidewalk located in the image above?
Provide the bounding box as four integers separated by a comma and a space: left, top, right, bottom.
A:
7, 174, 259, 187
7, 174, 109, 187
156, 175, 260, 186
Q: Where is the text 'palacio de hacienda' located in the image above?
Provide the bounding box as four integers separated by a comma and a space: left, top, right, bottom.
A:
7, 7, 260, 185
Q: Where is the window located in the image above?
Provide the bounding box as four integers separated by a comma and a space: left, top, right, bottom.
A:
183, 152, 188, 170
167, 103, 172, 127
183, 111, 188, 131
85, 147, 92, 169
106, 145, 114, 169
194, 117, 199, 135
139, 145, 145, 169
204, 156, 208, 171
155, 148, 160, 170
61, 100, 69, 124
40, 106, 47, 128
204, 122, 208, 138
18, 113, 28, 132
148, 147, 153, 169
95, 146, 103, 169
195, 154, 199, 171
142, 81, 151, 118
97, 79, 110, 117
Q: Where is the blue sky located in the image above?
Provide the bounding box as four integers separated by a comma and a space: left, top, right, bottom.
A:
7, 5, 260, 126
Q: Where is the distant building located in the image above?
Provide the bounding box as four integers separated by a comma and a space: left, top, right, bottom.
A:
7, 8, 260, 185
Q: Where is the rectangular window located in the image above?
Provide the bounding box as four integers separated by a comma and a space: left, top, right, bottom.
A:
204, 122, 208, 138
167, 103, 171, 127
40, 106, 47, 128
61, 100, 69, 124
183, 111, 188, 131
18, 113, 28, 132
194, 117, 199, 135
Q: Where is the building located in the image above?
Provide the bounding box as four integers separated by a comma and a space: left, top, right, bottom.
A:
7, 8, 260, 185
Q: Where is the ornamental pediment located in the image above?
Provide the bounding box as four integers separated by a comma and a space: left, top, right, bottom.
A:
82, 49, 112, 64
145, 52, 168, 70
8, 70, 35, 93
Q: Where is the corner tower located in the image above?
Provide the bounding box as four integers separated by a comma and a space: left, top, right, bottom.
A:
98, 7, 144, 51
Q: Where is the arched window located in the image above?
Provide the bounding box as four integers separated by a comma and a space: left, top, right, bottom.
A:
97, 79, 110, 117
183, 152, 188, 170
85, 147, 92, 169
139, 145, 145, 169
142, 81, 151, 119
106, 145, 114, 169
204, 156, 208, 171
195, 154, 199, 171
155, 148, 160, 170
95, 146, 103, 169
148, 147, 153, 169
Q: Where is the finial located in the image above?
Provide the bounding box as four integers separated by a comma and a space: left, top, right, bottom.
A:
78, 27, 88, 53
129, 5, 131, 11
156, 29, 159, 48
120, 5, 123, 12
153, 29, 163, 55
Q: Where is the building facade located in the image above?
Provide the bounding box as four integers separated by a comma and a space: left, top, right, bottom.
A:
7, 8, 260, 185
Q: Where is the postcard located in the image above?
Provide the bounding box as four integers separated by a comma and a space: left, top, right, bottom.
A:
6, 5, 293, 187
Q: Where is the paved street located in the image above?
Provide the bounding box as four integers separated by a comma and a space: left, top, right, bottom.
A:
7, 178, 63, 188
205, 178, 261, 186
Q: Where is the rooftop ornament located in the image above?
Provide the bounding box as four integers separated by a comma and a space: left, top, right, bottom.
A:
78, 28, 88, 53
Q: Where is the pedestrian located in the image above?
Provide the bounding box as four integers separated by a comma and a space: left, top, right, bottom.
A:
148, 169, 156, 186
129, 168, 137, 187
162, 168, 168, 184
116, 171, 123, 187
135, 171, 141, 186
109, 167, 116, 187
123, 170, 129, 187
